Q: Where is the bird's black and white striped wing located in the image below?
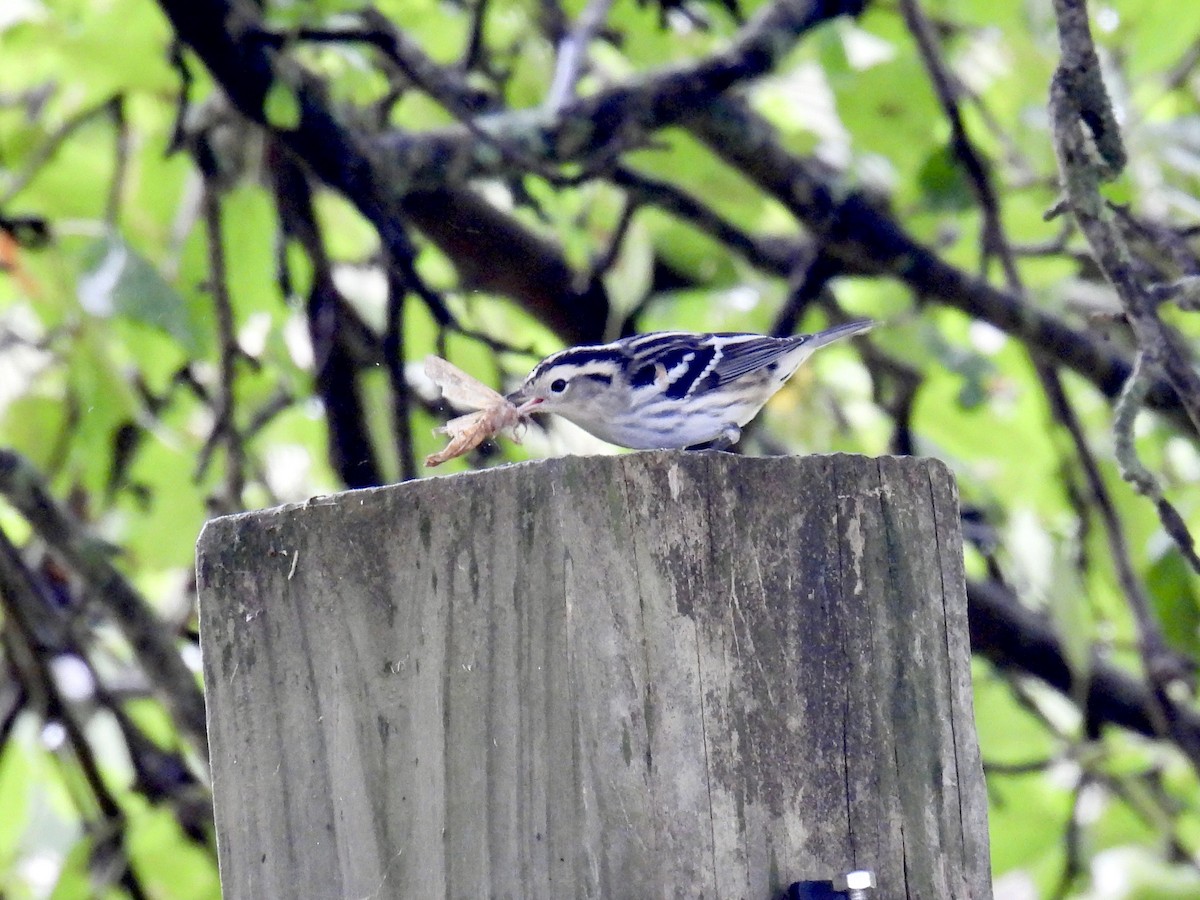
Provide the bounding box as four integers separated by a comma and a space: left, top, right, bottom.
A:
623, 332, 719, 400
622, 332, 799, 399
698, 334, 805, 387
691, 320, 872, 387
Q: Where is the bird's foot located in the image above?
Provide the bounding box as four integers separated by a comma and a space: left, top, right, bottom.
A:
685, 425, 741, 452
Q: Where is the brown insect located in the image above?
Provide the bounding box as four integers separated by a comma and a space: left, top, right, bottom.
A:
423, 356, 531, 467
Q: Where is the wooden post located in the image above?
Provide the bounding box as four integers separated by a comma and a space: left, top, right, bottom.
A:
197, 452, 990, 899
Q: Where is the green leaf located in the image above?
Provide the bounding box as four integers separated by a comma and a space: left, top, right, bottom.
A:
126, 804, 220, 898
49, 836, 95, 900
77, 232, 203, 353
0, 741, 32, 872
264, 78, 302, 130
0, 395, 69, 471
917, 143, 974, 212
1044, 535, 1093, 689
1147, 552, 1200, 659
122, 699, 179, 749
602, 217, 654, 317
284, 237, 316, 300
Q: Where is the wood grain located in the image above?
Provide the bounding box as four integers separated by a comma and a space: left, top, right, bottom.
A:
197, 451, 990, 899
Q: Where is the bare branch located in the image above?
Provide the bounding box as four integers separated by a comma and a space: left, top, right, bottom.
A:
1048, 0, 1200, 436
1113, 352, 1200, 575
545, 0, 615, 112
0, 450, 208, 752
371, 0, 868, 189
968, 578, 1200, 747
196, 178, 246, 513
686, 95, 1196, 433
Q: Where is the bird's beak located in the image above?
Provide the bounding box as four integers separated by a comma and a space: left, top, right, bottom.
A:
506, 388, 543, 415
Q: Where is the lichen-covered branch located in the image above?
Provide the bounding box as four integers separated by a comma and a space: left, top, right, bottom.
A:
159, 0, 609, 343
1046, 1, 1200, 751
370, 0, 867, 189
1047, 0, 1200, 435
685, 96, 1192, 430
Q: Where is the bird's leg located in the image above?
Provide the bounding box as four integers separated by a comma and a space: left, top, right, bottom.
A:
686, 424, 741, 452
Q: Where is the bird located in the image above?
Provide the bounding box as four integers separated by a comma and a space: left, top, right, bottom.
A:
505, 319, 874, 450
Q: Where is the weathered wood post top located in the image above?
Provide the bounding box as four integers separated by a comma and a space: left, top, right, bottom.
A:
197, 451, 990, 899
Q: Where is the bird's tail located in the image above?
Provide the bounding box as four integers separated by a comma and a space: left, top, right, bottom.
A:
799, 318, 875, 351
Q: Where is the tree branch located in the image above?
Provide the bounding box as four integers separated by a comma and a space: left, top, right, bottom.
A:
1047, 0, 1200, 435
968, 578, 1200, 745
158, 0, 609, 343
685, 96, 1195, 433
267, 141, 385, 488
0, 450, 208, 753
370, 0, 867, 188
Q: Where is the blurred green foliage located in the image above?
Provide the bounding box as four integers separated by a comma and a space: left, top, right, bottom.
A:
1, 0, 1200, 896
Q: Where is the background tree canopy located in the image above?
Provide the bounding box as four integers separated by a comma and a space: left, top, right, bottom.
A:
2, 0, 1200, 895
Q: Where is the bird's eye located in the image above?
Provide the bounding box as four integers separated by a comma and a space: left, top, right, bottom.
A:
550, 378, 568, 394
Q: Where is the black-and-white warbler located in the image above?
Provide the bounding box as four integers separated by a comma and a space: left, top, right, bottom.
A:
507, 319, 874, 450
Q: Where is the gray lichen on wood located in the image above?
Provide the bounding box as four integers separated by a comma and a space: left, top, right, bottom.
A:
197, 451, 990, 899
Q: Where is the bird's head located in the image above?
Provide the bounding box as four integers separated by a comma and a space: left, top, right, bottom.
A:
506, 347, 626, 420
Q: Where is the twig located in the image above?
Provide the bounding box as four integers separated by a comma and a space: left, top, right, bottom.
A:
314, 13, 495, 115
1109, 203, 1200, 279
459, 0, 491, 73
1, 95, 124, 208
770, 250, 841, 337
267, 139, 384, 488
401, 188, 609, 344
983, 756, 1059, 776
0, 450, 209, 753
1112, 351, 1161, 499
104, 97, 130, 226
585, 193, 638, 287
443, 319, 539, 357
967, 578, 1200, 748
898, 0, 1021, 287
1112, 353, 1200, 575
0, 528, 135, 867
1099, 769, 1200, 873
686, 95, 1198, 433
0, 666, 24, 755
1050, 776, 1089, 900
1161, 39, 1200, 95
243, 387, 296, 440
852, 320, 922, 456
608, 165, 803, 274
367, 0, 869, 189
545, 0, 615, 112
166, 40, 193, 155
384, 273, 418, 482
1037, 358, 1200, 766
1149, 276, 1200, 310
160, 0, 1198, 422
1047, 2, 1200, 754
1048, 0, 1200, 436
196, 178, 245, 512
353, 9, 616, 188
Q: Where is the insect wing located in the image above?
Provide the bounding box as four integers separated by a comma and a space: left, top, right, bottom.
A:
424, 355, 507, 411
425, 410, 492, 466
424, 356, 525, 466
425, 404, 523, 467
